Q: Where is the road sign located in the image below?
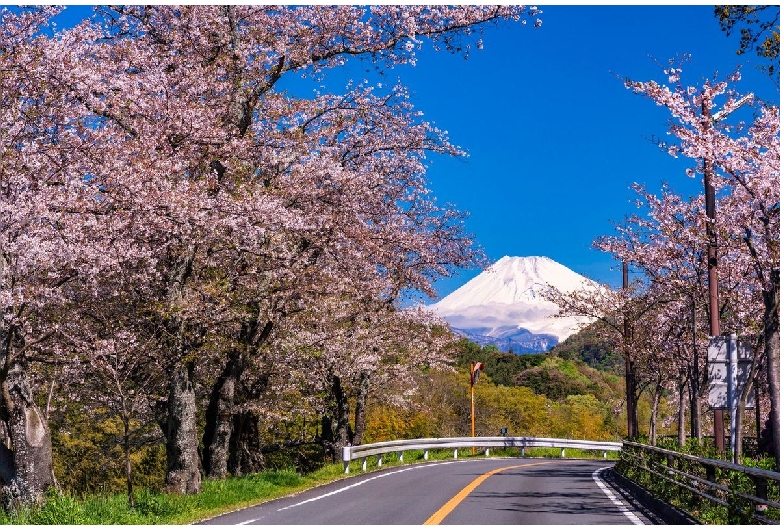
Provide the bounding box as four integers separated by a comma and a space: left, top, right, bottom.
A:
707, 334, 754, 409
707, 334, 754, 461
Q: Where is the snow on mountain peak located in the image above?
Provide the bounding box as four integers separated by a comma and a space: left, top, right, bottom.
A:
431, 255, 595, 311
429, 256, 601, 348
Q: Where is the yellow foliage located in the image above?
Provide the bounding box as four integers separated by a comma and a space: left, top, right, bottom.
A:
362, 367, 624, 443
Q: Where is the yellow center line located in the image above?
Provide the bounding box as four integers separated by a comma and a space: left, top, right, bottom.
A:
423, 460, 556, 525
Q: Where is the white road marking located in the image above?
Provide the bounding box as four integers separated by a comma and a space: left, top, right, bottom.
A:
592, 466, 644, 525
236, 460, 463, 525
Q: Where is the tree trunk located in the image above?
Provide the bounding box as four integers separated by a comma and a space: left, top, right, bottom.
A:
164, 361, 202, 494
735, 341, 761, 464
203, 351, 243, 479
689, 361, 703, 442
122, 413, 134, 508
202, 320, 272, 479
159, 247, 203, 493
321, 375, 351, 462
622, 264, 639, 439
228, 410, 264, 476
689, 299, 703, 442
0, 358, 56, 510
649, 383, 661, 446
623, 360, 636, 438
352, 371, 370, 446
763, 272, 780, 471
691, 390, 702, 442
335, 376, 352, 449
320, 413, 334, 461
756, 385, 763, 445
678, 378, 687, 448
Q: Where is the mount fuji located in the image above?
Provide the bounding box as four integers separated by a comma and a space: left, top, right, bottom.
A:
428, 256, 602, 353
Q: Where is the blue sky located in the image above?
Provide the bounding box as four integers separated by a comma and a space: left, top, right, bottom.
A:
353, 4, 779, 299
51, 5, 780, 300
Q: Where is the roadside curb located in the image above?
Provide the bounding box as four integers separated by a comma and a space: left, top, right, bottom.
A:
608, 468, 700, 525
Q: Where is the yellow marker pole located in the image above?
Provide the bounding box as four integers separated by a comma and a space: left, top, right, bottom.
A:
470, 363, 475, 456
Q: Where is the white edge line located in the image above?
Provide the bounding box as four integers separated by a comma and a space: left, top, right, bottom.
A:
236, 460, 463, 525
592, 466, 644, 525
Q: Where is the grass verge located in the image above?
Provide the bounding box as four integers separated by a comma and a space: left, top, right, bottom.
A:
0, 448, 617, 524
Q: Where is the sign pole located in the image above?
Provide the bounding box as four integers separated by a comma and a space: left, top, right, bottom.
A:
470, 363, 475, 456
708, 334, 753, 463
729, 333, 737, 460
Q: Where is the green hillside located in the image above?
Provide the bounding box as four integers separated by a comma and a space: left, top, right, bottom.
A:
547, 322, 624, 374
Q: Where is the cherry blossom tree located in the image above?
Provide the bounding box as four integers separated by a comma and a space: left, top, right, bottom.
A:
591, 174, 770, 451
7, 5, 541, 495
626, 66, 780, 464
0, 7, 125, 507
596, 185, 717, 443
279, 296, 456, 461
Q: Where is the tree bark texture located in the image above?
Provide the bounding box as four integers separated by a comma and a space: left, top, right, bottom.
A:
321, 375, 351, 462
202, 320, 272, 479
122, 414, 135, 508
688, 300, 703, 442
164, 362, 202, 494
352, 371, 370, 446
735, 343, 761, 464
228, 410, 264, 476
689, 360, 703, 442
203, 351, 243, 479
756, 386, 763, 444
677, 378, 687, 448
625, 358, 639, 439
763, 272, 780, 471
160, 247, 203, 493
0, 356, 56, 510
649, 383, 661, 446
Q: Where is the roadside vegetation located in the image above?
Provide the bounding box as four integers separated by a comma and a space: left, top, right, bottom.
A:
1, 445, 619, 525
615, 437, 778, 525
17, 333, 658, 524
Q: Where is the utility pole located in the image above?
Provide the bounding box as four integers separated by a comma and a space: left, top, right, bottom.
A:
702, 92, 753, 453
702, 101, 725, 452
623, 261, 636, 438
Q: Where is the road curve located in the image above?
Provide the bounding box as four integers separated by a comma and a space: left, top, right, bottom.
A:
198, 458, 657, 525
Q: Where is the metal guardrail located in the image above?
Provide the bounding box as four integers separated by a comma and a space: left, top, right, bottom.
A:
342, 436, 623, 473
619, 440, 780, 524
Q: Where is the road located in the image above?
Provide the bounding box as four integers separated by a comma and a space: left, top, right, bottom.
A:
199, 458, 664, 525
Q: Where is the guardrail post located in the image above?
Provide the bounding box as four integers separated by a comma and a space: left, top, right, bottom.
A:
521, 447, 525, 457
343, 446, 351, 474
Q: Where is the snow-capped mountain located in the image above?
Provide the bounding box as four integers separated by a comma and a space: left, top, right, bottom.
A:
429, 256, 601, 353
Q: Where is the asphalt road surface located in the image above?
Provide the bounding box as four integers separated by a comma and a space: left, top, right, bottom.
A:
199, 458, 665, 525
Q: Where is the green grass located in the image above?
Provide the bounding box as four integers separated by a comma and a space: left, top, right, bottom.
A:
0, 469, 336, 525
0, 448, 619, 524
